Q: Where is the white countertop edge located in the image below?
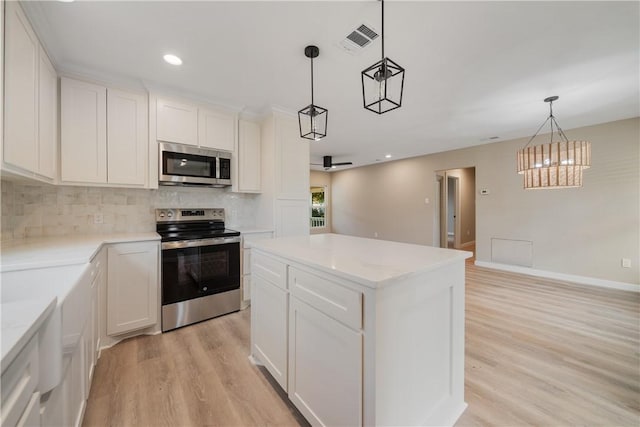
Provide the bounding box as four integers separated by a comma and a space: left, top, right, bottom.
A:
0, 232, 160, 272
253, 246, 470, 289
251, 235, 471, 289
233, 228, 274, 234
1, 297, 57, 373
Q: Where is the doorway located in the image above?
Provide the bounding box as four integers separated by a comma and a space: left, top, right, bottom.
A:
436, 167, 476, 250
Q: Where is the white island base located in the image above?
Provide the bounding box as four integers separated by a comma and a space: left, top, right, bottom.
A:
250, 234, 471, 426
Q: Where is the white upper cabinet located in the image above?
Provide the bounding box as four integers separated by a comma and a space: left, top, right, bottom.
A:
156, 98, 198, 146
107, 89, 147, 185
60, 78, 108, 183
60, 77, 148, 187
38, 48, 58, 181
236, 119, 261, 193
198, 108, 236, 152
275, 114, 310, 200
3, 1, 58, 183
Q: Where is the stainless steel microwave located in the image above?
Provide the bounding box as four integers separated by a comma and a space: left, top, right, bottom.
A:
159, 142, 232, 187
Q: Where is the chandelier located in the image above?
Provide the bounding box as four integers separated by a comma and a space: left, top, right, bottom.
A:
517, 96, 591, 189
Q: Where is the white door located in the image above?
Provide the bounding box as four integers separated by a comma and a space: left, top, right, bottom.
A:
156, 98, 197, 146
275, 199, 310, 237
288, 298, 362, 427
37, 47, 58, 180
3, 1, 38, 173
198, 108, 236, 151
237, 120, 261, 192
275, 114, 310, 200
107, 242, 159, 335
60, 78, 107, 183
252, 274, 288, 391
107, 89, 148, 185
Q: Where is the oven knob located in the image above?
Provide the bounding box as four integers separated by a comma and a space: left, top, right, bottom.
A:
159, 212, 165, 218
167, 212, 173, 218
203, 286, 208, 291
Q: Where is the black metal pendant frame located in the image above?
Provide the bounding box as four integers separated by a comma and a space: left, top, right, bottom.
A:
361, 57, 405, 114
298, 45, 328, 141
361, 0, 405, 115
298, 103, 328, 141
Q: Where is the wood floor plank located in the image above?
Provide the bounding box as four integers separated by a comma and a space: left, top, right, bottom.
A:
83, 257, 640, 427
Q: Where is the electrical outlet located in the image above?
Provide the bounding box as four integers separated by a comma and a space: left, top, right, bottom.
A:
424, 198, 430, 204
621, 258, 631, 268
93, 213, 104, 224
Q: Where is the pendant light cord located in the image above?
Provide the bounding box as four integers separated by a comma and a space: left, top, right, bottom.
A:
523, 99, 570, 148
310, 55, 315, 106
381, 0, 385, 63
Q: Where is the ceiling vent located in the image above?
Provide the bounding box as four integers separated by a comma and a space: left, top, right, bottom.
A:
339, 23, 379, 55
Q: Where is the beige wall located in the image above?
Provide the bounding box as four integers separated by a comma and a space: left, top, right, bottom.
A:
332, 117, 639, 285
310, 170, 332, 234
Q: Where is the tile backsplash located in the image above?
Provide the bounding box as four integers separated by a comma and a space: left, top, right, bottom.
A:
1, 179, 260, 241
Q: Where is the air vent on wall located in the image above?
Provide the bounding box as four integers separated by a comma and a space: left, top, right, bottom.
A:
339, 23, 379, 55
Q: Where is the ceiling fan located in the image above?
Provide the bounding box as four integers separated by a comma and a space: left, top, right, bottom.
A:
311, 156, 353, 170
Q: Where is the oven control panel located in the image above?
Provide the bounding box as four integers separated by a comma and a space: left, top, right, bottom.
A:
156, 208, 225, 222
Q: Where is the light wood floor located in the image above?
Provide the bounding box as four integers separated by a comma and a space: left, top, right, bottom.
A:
83, 259, 640, 427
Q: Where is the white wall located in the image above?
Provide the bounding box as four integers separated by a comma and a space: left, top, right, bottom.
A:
0, 180, 259, 240
332, 117, 639, 286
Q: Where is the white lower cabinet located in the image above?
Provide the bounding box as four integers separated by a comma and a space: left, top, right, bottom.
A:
288, 298, 362, 427
241, 231, 273, 305
251, 274, 288, 391
251, 253, 366, 427
1, 336, 40, 427
107, 241, 159, 336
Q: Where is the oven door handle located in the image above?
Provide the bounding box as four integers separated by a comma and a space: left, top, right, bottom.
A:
162, 236, 241, 250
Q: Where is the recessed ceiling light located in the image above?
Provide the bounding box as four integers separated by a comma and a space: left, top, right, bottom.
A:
163, 54, 182, 66
385, 154, 392, 158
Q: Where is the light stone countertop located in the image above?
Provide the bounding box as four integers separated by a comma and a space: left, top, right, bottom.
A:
251, 233, 472, 288
1, 297, 57, 372
1, 232, 159, 372
0, 232, 160, 272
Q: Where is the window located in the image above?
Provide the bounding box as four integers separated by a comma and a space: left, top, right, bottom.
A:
310, 186, 326, 229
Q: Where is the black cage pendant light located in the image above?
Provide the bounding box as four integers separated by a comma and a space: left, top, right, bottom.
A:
298, 45, 328, 141
361, 0, 405, 114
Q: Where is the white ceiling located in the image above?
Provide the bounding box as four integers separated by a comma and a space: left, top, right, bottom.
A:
24, 1, 640, 170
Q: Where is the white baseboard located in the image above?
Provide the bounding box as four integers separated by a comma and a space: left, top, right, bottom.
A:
474, 260, 639, 293
459, 240, 475, 249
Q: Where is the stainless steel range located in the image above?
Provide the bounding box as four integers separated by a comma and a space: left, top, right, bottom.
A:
156, 208, 241, 332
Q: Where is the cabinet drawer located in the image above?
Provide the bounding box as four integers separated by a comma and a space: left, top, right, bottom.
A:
289, 267, 362, 330
252, 251, 287, 290
1, 336, 39, 427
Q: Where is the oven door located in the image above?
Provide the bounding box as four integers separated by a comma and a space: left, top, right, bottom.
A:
161, 239, 240, 305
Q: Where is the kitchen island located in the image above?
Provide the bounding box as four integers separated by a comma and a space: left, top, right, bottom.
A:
250, 233, 471, 427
